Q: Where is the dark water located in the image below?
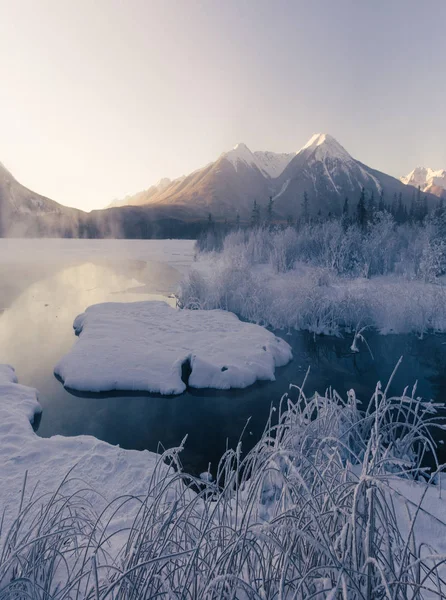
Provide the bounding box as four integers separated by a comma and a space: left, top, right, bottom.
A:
1, 255, 446, 476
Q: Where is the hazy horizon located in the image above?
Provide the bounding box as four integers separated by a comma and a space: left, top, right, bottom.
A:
1, 0, 445, 211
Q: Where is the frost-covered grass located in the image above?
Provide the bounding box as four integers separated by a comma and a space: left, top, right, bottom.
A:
2, 368, 446, 599
180, 222, 446, 336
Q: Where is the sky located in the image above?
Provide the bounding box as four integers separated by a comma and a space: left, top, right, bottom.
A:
0, 0, 445, 212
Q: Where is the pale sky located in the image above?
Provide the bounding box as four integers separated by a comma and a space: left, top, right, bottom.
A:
1, 0, 445, 212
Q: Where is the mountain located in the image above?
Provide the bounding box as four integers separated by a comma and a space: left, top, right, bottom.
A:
107, 177, 181, 208
2, 134, 442, 238
271, 133, 435, 217
0, 162, 83, 236
116, 144, 295, 217
401, 167, 446, 199
116, 134, 436, 220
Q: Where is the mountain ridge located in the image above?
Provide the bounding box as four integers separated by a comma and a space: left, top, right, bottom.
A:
401, 166, 446, 199
113, 133, 437, 219
1, 134, 442, 237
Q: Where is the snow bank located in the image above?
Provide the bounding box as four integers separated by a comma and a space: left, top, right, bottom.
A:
3, 364, 446, 597
55, 301, 292, 394
0, 364, 170, 533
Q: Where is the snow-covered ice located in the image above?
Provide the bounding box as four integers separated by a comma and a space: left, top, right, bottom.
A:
0, 364, 170, 534
55, 301, 293, 394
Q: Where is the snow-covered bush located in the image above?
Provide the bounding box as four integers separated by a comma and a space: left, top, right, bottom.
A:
2, 375, 446, 598
195, 217, 445, 281
182, 219, 446, 334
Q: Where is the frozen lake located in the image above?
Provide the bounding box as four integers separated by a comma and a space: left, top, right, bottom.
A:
1, 238, 446, 475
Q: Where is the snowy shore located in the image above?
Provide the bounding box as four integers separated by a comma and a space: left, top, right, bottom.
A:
0, 364, 170, 534
2, 363, 446, 597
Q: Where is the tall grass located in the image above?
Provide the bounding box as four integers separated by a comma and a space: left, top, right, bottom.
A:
1, 372, 446, 598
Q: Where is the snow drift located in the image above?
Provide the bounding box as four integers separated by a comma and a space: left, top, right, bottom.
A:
54, 301, 293, 394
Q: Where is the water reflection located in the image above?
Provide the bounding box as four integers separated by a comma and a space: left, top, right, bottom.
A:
1, 260, 446, 476
0, 261, 177, 388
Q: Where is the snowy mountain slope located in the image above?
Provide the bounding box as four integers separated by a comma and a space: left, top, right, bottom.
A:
401, 166, 446, 199
253, 150, 296, 178
107, 176, 186, 208
113, 144, 295, 215
0, 161, 83, 236
116, 145, 274, 218
116, 134, 437, 220
222, 143, 295, 178
272, 133, 433, 217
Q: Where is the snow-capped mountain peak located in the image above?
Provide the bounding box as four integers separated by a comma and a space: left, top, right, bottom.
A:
253, 150, 296, 178
223, 143, 257, 172
401, 166, 446, 197
223, 143, 294, 177
298, 133, 352, 162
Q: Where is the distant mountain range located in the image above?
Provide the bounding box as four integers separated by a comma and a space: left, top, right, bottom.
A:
401, 166, 446, 199
111, 133, 439, 220
0, 134, 442, 238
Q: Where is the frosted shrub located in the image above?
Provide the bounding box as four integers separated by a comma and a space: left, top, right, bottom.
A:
181, 218, 446, 335
2, 375, 446, 599
269, 227, 300, 272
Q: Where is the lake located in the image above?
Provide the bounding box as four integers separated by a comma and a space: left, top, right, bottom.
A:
1, 239, 446, 476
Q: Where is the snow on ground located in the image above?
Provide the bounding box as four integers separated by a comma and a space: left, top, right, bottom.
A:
55, 301, 293, 394
0, 364, 171, 534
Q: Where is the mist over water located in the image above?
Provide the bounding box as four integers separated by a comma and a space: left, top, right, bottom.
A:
1, 240, 445, 476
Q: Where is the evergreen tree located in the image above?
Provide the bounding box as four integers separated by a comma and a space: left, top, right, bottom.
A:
251, 199, 260, 227
415, 186, 423, 221
396, 192, 404, 223
286, 215, 293, 227
235, 212, 240, 228
357, 187, 367, 230
423, 195, 428, 220
342, 197, 349, 230
435, 197, 445, 220
302, 191, 309, 223
409, 194, 416, 222
378, 189, 385, 212
267, 195, 274, 223
367, 190, 375, 220
391, 192, 398, 218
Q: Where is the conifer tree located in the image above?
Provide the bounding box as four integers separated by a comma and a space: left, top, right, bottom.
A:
367, 190, 375, 219
391, 192, 398, 217
251, 199, 260, 227
415, 186, 423, 221
267, 195, 274, 224
357, 187, 367, 230
378, 189, 385, 212
302, 191, 309, 223
342, 197, 349, 230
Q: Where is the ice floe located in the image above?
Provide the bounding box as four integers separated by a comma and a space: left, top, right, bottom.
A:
55, 301, 293, 394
